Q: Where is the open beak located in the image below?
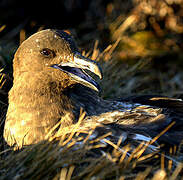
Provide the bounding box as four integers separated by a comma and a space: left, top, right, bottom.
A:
51, 52, 103, 92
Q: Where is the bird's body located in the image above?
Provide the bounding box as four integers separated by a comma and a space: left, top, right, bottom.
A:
3, 29, 183, 149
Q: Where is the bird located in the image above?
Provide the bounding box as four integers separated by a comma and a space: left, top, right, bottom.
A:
3, 29, 183, 152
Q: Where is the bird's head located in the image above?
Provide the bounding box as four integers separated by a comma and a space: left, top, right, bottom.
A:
13, 29, 102, 92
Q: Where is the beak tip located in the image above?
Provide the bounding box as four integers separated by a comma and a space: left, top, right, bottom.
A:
100, 72, 103, 80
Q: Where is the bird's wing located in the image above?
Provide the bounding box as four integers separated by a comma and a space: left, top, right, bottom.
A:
119, 95, 183, 112
83, 96, 183, 153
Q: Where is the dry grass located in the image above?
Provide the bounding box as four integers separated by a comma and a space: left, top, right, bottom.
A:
0, 112, 182, 180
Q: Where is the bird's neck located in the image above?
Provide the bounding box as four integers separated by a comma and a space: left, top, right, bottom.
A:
5, 72, 106, 146
7, 72, 104, 126
7, 73, 77, 128
5, 74, 80, 145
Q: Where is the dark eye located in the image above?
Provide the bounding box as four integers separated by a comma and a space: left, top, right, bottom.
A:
40, 48, 55, 58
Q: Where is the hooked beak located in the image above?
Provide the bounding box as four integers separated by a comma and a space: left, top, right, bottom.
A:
51, 52, 103, 92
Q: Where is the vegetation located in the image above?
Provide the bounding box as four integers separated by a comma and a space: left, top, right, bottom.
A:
0, 0, 183, 179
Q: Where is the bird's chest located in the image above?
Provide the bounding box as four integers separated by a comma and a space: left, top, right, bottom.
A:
4, 92, 75, 146
8, 94, 74, 124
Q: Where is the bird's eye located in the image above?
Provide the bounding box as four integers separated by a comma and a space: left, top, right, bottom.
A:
40, 48, 55, 58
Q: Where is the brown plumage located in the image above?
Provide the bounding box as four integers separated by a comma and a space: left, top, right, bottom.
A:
4, 29, 103, 146
3, 29, 183, 150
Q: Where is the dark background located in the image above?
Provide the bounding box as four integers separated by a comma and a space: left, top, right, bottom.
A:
0, 0, 183, 98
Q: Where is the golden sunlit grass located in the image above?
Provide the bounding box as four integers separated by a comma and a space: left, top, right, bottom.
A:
0, 109, 182, 179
